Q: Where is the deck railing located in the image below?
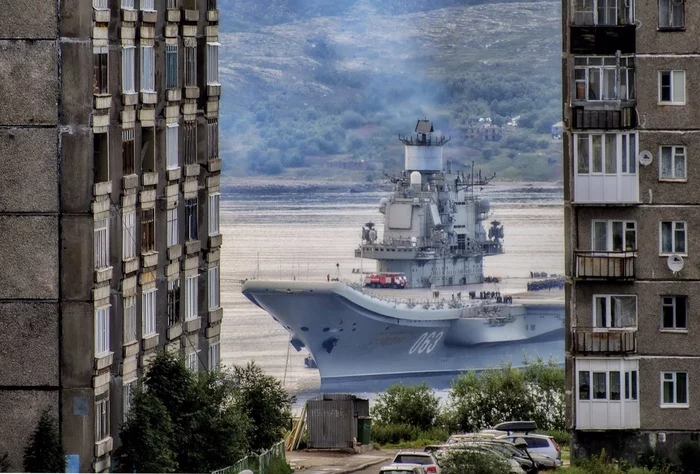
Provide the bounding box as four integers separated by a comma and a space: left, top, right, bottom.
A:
572, 328, 637, 354
575, 250, 635, 280
211, 440, 285, 474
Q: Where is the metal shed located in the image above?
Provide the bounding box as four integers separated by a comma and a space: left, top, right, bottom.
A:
306, 394, 370, 449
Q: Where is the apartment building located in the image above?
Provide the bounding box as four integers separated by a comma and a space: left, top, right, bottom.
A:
564, 0, 700, 460
0, 0, 222, 471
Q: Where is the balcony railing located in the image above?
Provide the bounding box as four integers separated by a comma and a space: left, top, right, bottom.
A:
573, 328, 637, 354
575, 250, 635, 280
571, 107, 636, 130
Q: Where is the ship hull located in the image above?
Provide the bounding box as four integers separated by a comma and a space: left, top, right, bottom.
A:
243, 280, 564, 386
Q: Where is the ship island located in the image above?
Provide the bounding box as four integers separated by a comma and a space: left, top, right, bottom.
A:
242, 119, 565, 388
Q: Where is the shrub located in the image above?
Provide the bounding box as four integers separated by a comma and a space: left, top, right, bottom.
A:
572, 450, 622, 474
440, 450, 511, 474
266, 457, 293, 474
676, 441, 700, 474
371, 382, 440, 431
538, 429, 569, 448
370, 423, 449, 446
637, 446, 677, 473
23, 411, 65, 473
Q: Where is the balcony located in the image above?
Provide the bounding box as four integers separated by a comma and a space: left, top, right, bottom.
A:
575, 250, 635, 280
571, 107, 636, 130
572, 328, 637, 355
569, 25, 635, 54
574, 173, 638, 204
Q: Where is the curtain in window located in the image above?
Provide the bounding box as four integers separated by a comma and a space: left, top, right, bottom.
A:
595, 296, 606, 327
593, 372, 607, 399
611, 295, 636, 327
593, 221, 607, 251
579, 371, 591, 400
661, 221, 673, 253
609, 371, 621, 400
675, 148, 686, 178
577, 135, 589, 173
604, 134, 616, 173
592, 135, 602, 172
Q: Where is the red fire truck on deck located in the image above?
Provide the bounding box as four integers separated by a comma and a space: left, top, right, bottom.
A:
364, 273, 408, 289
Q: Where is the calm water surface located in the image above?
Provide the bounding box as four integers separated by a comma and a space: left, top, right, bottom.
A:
219, 183, 564, 402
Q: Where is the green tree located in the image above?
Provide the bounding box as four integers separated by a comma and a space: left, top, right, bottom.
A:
440, 449, 512, 474
233, 362, 295, 452
23, 410, 65, 473
114, 391, 178, 473
371, 382, 439, 431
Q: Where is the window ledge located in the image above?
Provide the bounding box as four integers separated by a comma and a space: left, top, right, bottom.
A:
94, 437, 113, 458
658, 178, 687, 183
660, 329, 688, 334
660, 404, 689, 409
95, 266, 113, 283
659, 253, 688, 258
658, 102, 686, 106
657, 27, 686, 32
184, 317, 202, 333
142, 333, 159, 351
167, 167, 182, 182
94, 352, 114, 370
122, 91, 139, 106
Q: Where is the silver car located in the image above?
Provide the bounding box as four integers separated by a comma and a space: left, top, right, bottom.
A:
392, 450, 441, 474
379, 463, 427, 474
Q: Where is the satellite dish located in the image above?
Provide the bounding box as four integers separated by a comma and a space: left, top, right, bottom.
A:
638, 150, 653, 166
667, 254, 684, 273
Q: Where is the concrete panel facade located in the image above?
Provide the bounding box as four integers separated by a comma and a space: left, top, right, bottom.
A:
0, 216, 58, 299
60, 215, 96, 302
0, 40, 57, 126
0, 302, 59, 386
60, 302, 95, 388
635, 0, 700, 55
0, 128, 58, 213
639, 358, 700, 430
0, 0, 57, 40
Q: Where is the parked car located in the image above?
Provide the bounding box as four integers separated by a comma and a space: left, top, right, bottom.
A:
379, 463, 427, 474
487, 421, 562, 467
392, 450, 441, 473
439, 444, 526, 474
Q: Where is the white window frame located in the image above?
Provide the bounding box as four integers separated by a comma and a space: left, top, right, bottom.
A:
207, 42, 220, 85
94, 218, 110, 269
659, 70, 686, 105
122, 210, 136, 261
209, 342, 221, 371
572, 0, 635, 25
659, 221, 687, 256
123, 296, 137, 344
123, 380, 136, 421
209, 192, 220, 236
167, 207, 179, 248
140, 45, 155, 93
659, 0, 684, 29
166, 123, 179, 170
95, 305, 111, 357
122, 46, 135, 94
166, 44, 179, 90
592, 220, 637, 252
574, 132, 637, 175
661, 371, 689, 407
140, 0, 155, 11
95, 398, 110, 441
93, 0, 109, 9
121, 0, 135, 9
661, 295, 687, 331
659, 145, 687, 180
209, 265, 220, 310
185, 275, 199, 321
592, 294, 637, 329
142, 289, 157, 338
578, 368, 637, 401
186, 351, 198, 372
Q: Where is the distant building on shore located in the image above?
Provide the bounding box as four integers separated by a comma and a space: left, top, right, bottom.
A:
0, 0, 222, 471
465, 119, 503, 141
564, 0, 697, 462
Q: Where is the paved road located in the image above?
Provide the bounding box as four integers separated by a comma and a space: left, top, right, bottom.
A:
350, 460, 392, 474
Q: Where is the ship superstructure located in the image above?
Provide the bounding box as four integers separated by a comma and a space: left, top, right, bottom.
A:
356, 119, 503, 288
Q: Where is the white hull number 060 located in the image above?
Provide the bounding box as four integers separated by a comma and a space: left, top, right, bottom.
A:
409, 331, 444, 354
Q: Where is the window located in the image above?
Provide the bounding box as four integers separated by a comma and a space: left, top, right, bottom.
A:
94, 132, 109, 183
575, 132, 637, 175
625, 371, 638, 400
593, 295, 637, 328
140, 0, 155, 10
572, 0, 634, 25
662, 372, 688, 406
609, 371, 621, 400
122, 210, 136, 260
184, 121, 197, 165
124, 296, 137, 343
659, 0, 684, 29
168, 0, 179, 8
122, 46, 135, 94
185, 198, 198, 241
579, 371, 591, 400
209, 265, 220, 310
659, 71, 685, 104
93, 46, 108, 95
186, 351, 198, 372
166, 124, 179, 170
660, 146, 686, 180
209, 193, 220, 236
95, 398, 110, 441
93, 0, 108, 9
592, 220, 636, 251
207, 0, 217, 10
141, 209, 155, 253
166, 44, 178, 90
593, 372, 607, 399
167, 208, 179, 248
208, 118, 219, 160
209, 342, 220, 370
207, 42, 220, 85
123, 381, 136, 421
121, 0, 135, 9
186, 275, 199, 320
141, 127, 155, 173
95, 306, 110, 357
167, 279, 180, 326
574, 56, 634, 102
94, 218, 110, 269
122, 128, 135, 175
185, 45, 197, 87
142, 289, 156, 337
140, 46, 155, 92
660, 221, 687, 255
662, 296, 687, 329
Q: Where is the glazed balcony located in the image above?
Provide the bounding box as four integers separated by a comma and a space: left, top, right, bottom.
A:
575, 250, 635, 280
571, 106, 636, 130
572, 328, 637, 355
569, 25, 635, 55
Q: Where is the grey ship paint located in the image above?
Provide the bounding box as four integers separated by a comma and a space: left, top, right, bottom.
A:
242, 120, 565, 385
